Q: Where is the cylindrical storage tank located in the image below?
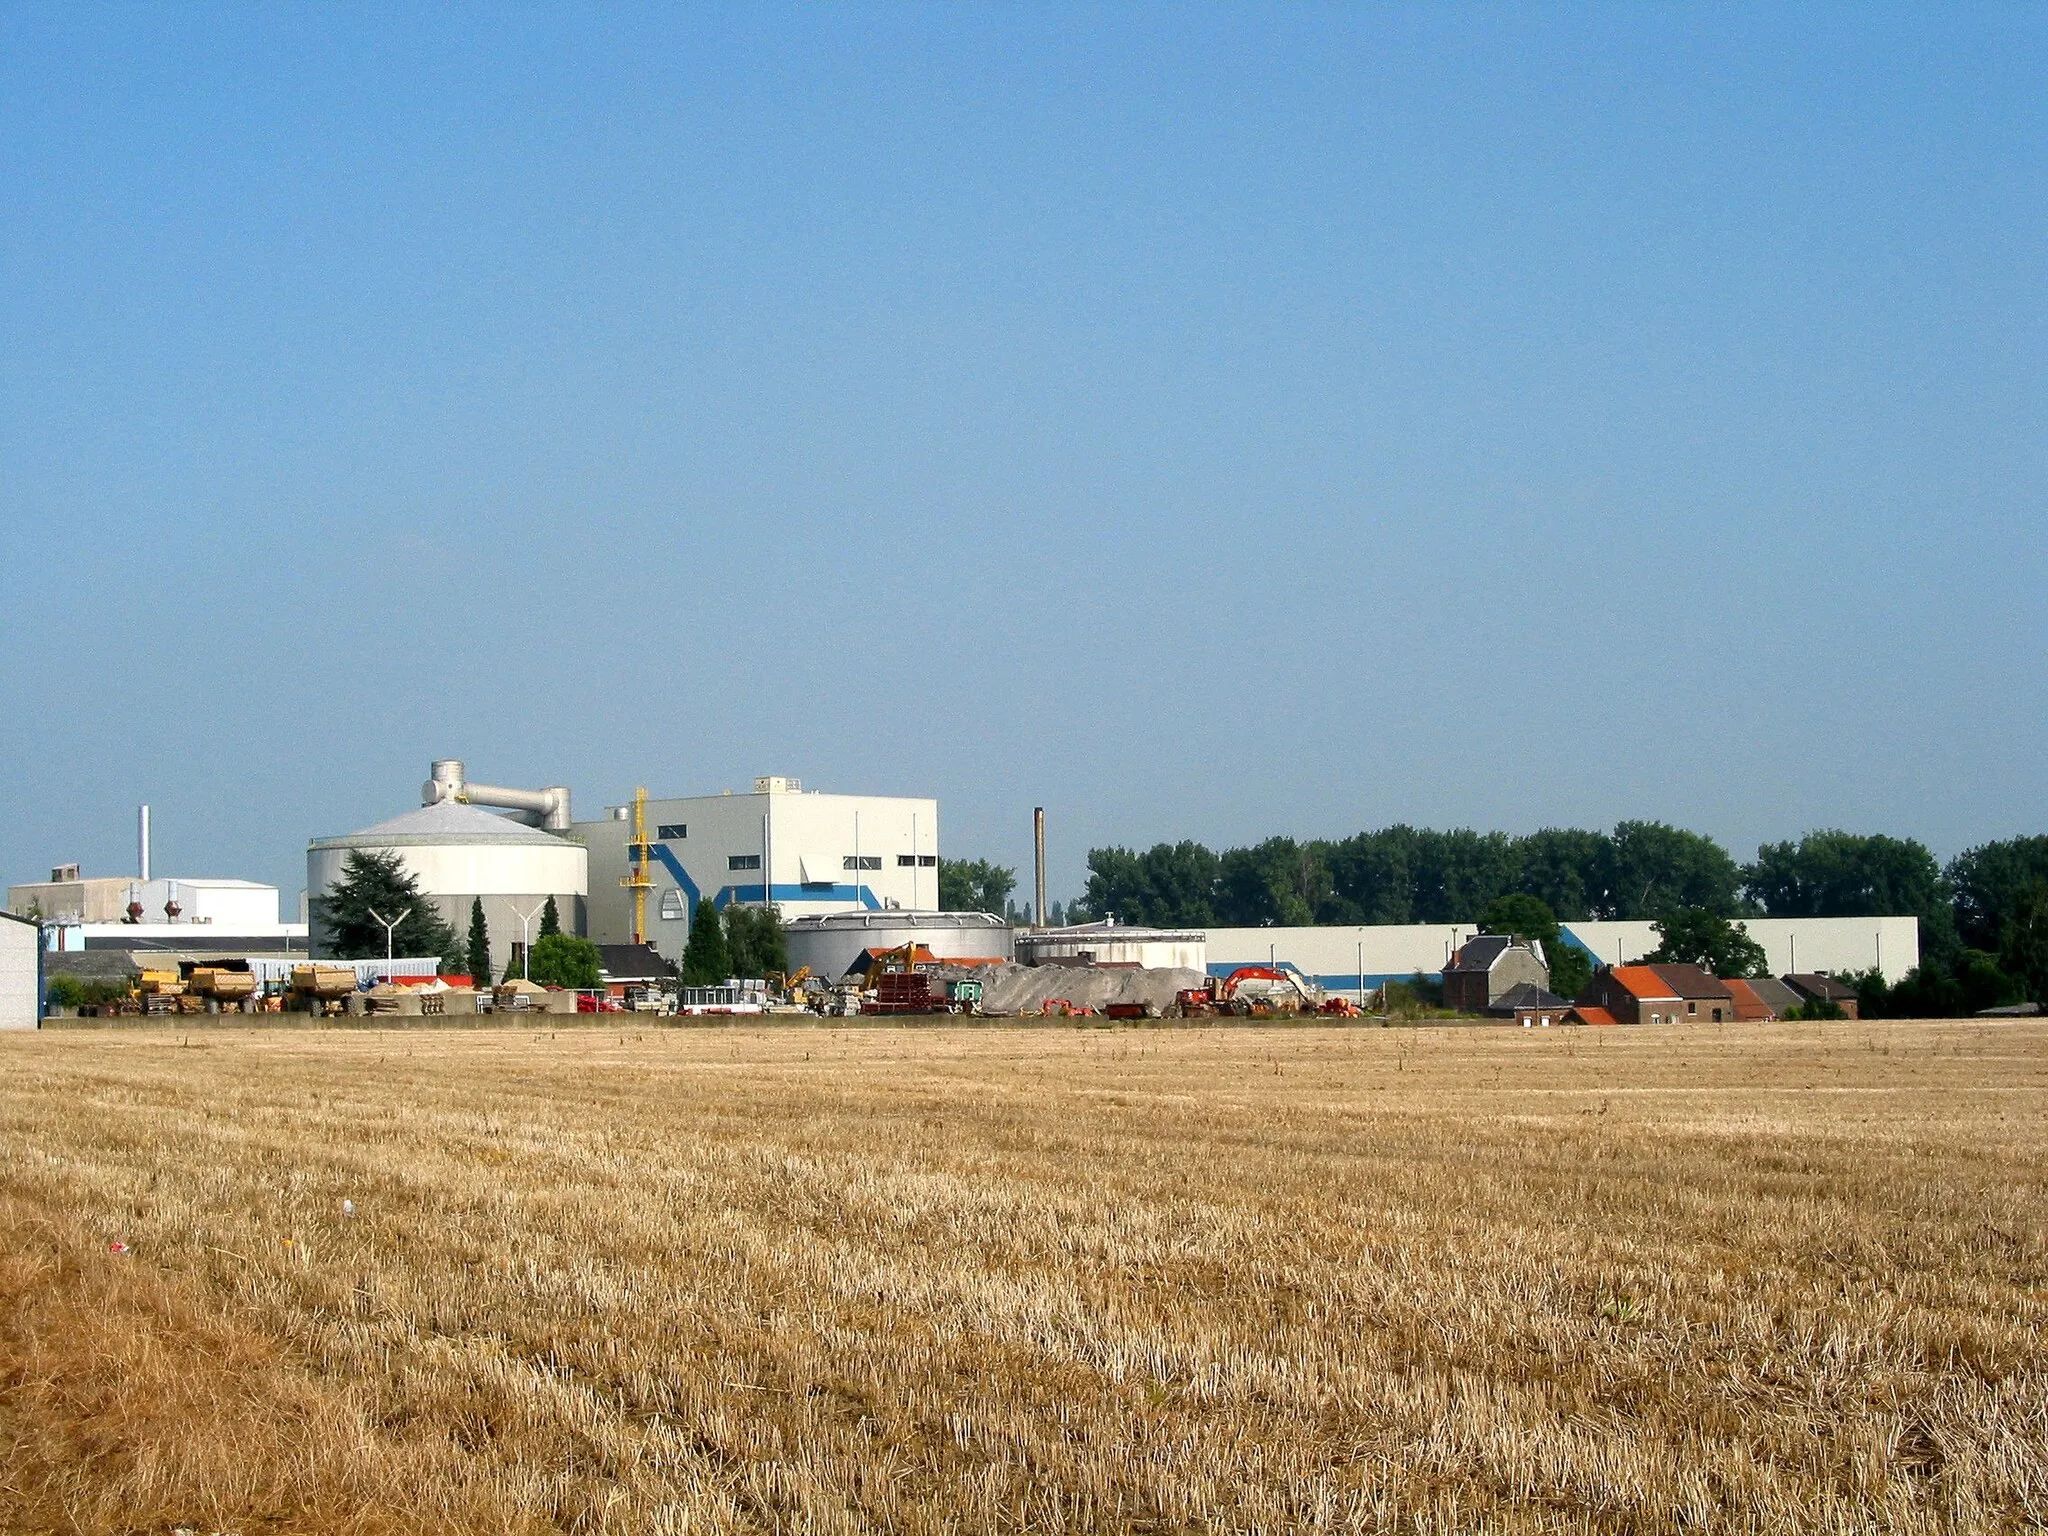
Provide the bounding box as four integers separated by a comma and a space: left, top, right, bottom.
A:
307, 800, 589, 976
784, 910, 1014, 981
1014, 921, 1207, 972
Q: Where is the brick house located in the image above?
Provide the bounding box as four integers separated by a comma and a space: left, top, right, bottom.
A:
1443, 935, 1550, 1013
1577, 964, 1684, 1025
1647, 963, 1738, 1023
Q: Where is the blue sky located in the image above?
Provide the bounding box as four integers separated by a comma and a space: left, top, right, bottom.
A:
2, 6, 2043, 906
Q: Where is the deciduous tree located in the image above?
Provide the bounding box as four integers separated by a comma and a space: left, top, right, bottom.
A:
527, 933, 601, 989
1645, 907, 1770, 978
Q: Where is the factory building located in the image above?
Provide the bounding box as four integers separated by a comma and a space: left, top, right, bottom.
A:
8, 865, 136, 924
10, 870, 284, 930
575, 777, 938, 947
0, 911, 40, 1029
307, 767, 588, 977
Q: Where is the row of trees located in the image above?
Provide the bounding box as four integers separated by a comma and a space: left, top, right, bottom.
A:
677, 898, 788, 986
1061, 826, 2047, 959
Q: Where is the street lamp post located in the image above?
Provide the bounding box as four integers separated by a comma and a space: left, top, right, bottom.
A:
508, 901, 544, 982
367, 907, 404, 977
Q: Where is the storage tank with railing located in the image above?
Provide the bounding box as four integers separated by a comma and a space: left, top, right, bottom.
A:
784, 910, 1014, 980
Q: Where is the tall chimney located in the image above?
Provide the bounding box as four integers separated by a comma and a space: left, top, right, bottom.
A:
1033, 807, 1047, 931
138, 804, 150, 883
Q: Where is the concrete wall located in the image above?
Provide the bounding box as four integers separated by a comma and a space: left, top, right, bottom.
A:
1206, 924, 1478, 992
0, 914, 40, 1029
1205, 915, 1921, 992
1559, 917, 1919, 985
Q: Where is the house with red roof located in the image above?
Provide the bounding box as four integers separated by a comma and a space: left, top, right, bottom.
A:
1577, 964, 1685, 1026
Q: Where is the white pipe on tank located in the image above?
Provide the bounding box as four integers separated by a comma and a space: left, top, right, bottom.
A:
422, 759, 572, 831
138, 805, 150, 883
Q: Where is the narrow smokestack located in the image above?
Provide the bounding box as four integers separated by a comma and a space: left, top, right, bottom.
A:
1033, 807, 1046, 931
138, 804, 150, 883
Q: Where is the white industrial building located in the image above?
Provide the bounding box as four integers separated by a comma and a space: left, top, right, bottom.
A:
1015, 921, 1207, 971
307, 767, 589, 977
576, 777, 939, 948
7, 871, 280, 929
0, 911, 40, 1029
1204, 915, 1921, 997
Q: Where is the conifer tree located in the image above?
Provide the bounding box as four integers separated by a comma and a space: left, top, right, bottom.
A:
312, 849, 459, 964
465, 898, 491, 985
680, 898, 732, 986
539, 895, 561, 938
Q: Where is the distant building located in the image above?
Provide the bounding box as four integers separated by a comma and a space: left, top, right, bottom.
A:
1579, 965, 1684, 1026
1493, 981, 1569, 1026
1647, 964, 1737, 1024
1745, 977, 1804, 1017
1783, 974, 1861, 1018
596, 944, 679, 988
1723, 977, 1779, 1021
0, 911, 39, 1030
575, 777, 938, 949
1443, 935, 1549, 1012
1016, 921, 1204, 971
307, 799, 588, 976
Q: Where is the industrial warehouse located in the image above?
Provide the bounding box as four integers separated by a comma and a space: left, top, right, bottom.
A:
0, 755, 1945, 1027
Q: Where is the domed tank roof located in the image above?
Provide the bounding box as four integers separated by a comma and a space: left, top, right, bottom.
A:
310, 799, 572, 851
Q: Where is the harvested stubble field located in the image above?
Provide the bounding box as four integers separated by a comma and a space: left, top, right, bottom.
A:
1, 1022, 2045, 1535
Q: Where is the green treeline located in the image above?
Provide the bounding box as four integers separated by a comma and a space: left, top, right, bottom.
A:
1076, 825, 2048, 967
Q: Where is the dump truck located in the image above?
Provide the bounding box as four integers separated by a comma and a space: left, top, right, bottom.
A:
137, 968, 186, 1017
290, 964, 360, 1015
187, 967, 259, 1013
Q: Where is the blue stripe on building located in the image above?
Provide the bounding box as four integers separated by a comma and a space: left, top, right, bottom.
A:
646, 847, 883, 914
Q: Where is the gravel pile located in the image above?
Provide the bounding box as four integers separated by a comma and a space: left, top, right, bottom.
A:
952, 963, 1208, 1017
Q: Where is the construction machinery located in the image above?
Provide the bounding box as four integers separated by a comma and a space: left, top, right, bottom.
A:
1176, 967, 1322, 1017
187, 966, 258, 1013
864, 970, 934, 1015
290, 964, 360, 1016
137, 968, 185, 1017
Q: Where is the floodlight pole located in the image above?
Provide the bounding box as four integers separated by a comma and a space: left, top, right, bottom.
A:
508, 900, 544, 981
367, 907, 404, 972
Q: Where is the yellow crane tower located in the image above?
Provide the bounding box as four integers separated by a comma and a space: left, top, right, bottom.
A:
620, 786, 653, 944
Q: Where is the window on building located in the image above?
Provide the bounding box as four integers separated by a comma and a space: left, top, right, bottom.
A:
897, 854, 940, 867
920, 855, 936, 867
896, 854, 916, 867
728, 855, 761, 871
657, 824, 687, 841
658, 890, 687, 920
843, 855, 881, 871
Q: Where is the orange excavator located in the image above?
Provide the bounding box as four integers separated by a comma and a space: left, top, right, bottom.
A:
1177, 966, 1322, 1017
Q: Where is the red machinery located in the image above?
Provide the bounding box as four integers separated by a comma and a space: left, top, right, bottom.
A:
1176, 967, 1321, 1017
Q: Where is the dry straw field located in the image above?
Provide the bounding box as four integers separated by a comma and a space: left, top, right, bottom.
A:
1, 1020, 2044, 1534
